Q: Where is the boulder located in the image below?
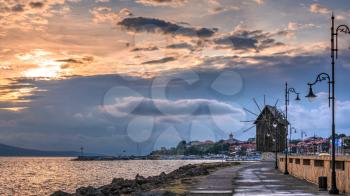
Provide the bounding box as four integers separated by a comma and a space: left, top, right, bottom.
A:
51, 163, 222, 195
135, 174, 148, 185
111, 177, 125, 184
76, 186, 102, 196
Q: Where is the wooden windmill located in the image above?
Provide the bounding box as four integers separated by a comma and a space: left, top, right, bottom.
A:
240, 95, 288, 152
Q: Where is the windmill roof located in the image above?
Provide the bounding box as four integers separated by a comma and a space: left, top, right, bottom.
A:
254, 105, 289, 125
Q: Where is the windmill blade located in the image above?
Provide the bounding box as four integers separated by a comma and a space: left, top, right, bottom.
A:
240, 120, 255, 123
243, 97, 273, 135
264, 94, 266, 107
242, 125, 255, 133
253, 98, 262, 112
240, 119, 269, 123
274, 98, 279, 107
232, 125, 256, 137
243, 107, 258, 116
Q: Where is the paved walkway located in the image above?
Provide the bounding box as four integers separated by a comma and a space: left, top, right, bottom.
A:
233, 161, 329, 195
189, 162, 249, 195
190, 161, 333, 195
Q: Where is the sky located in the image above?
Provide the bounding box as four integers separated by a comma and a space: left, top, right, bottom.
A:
1, 0, 350, 155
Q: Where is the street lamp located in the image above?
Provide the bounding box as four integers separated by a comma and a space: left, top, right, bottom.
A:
306, 73, 330, 106
305, 84, 317, 102
272, 121, 278, 169
284, 82, 300, 175
305, 13, 350, 194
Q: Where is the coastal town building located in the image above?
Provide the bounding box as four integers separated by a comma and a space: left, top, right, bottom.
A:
224, 133, 257, 156
290, 137, 329, 154
290, 135, 350, 155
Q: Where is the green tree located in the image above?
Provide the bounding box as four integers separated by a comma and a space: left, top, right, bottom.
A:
176, 140, 187, 155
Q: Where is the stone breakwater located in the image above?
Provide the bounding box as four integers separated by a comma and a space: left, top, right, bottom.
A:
51, 162, 239, 196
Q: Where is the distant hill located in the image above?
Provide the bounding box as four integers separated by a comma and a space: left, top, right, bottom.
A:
0, 143, 99, 157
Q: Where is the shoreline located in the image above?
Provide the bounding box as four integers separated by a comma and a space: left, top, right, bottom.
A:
51, 162, 240, 196
73, 155, 260, 161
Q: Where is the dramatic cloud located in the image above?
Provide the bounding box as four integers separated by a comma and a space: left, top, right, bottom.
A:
0, 78, 42, 110
29, 2, 45, 9
89, 7, 132, 24
56, 56, 94, 68
166, 43, 193, 50
119, 8, 133, 17
309, 3, 331, 14
287, 22, 319, 31
11, 4, 25, 12
141, 57, 176, 64
0, 0, 79, 32
118, 17, 217, 38
90, 6, 120, 23
208, 4, 240, 15
103, 97, 244, 117
0, 73, 247, 152
214, 29, 284, 52
131, 46, 158, 52
135, 0, 188, 7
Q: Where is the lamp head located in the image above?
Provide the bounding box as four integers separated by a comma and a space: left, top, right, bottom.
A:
295, 93, 301, 101
272, 121, 278, 128
305, 85, 317, 102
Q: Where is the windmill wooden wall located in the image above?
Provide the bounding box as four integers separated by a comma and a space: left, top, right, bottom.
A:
255, 105, 287, 152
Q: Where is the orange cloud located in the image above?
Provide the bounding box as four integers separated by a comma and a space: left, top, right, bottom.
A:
90, 6, 120, 23
135, 0, 188, 7
309, 3, 331, 14
0, 0, 79, 32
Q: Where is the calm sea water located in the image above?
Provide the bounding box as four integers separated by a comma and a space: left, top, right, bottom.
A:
0, 157, 217, 196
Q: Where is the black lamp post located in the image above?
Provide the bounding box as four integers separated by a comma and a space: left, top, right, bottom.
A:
305, 13, 350, 194
284, 82, 300, 175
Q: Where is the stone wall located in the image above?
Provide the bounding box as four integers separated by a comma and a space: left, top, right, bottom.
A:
278, 155, 350, 194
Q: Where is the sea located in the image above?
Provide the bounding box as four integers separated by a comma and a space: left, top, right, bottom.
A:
0, 157, 218, 196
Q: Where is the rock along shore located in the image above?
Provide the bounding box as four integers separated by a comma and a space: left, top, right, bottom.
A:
51, 162, 240, 196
